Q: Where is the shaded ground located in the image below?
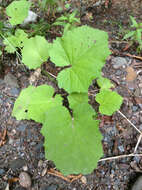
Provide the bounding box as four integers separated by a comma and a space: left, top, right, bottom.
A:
0, 0, 142, 189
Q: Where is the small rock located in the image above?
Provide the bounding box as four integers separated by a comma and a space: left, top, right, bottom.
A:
19, 172, 31, 188
10, 158, 26, 171
23, 11, 38, 25
10, 87, 20, 96
115, 70, 122, 76
41, 184, 58, 190
80, 176, 87, 184
4, 73, 19, 88
112, 57, 127, 69
41, 168, 47, 177
0, 168, 5, 175
131, 176, 142, 190
17, 124, 27, 132
132, 106, 138, 112
38, 160, 43, 167
22, 165, 28, 171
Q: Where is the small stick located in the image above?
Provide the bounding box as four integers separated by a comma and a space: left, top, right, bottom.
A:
99, 153, 142, 162
126, 53, 142, 61
134, 134, 142, 153
48, 171, 71, 182
70, 174, 82, 182
117, 110, 142, 134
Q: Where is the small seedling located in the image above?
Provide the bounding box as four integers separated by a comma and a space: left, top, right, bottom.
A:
3, 0, 123, 176
53, 10, 80, 34
123, 16, 142, 52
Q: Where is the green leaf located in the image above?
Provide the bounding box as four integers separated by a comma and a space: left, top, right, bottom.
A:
49, 26, 110, 93
95, 90, 123, 116
3, 29, 28, 53
41, 93, 102, 175
12, 85, 62, 123
97, 77, 114, 90
6, 0, 31, 25
22, 36, 50, 69
0, 50, 2, 56
123, 31, 135, 40
136, 29, 142, 44
130, 16, 138, 28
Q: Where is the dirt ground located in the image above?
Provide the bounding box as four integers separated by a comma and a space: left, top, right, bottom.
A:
0, 0, 142, 189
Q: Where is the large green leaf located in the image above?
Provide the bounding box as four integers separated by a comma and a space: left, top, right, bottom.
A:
22, 36, 50, 69
49, 26, 110, 93
95, 90, 123, 116
6, 0, 31, 25
41, 93, 103, 175
12, 85, 62, 123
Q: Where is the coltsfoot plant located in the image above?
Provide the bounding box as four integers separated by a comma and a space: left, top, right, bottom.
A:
5, 0, 123, 175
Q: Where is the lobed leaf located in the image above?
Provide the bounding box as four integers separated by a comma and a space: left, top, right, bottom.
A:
97, 77, 114, 90
12, 85, 62, 123
22, 36, 51, 69
41, 93, 102, 175
95, 89, 123, 116
49, 25, 110, 93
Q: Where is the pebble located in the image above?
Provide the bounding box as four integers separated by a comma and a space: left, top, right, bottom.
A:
0, 168, 5, 175
19, 172, 32, 188
10, 87, 20, 96
10, 158, 26, 171
4, 73, 19, 88
23, 10, 38, 25
17, 124, 27, 132
41, 184, 58, 190
132, 106, 138, 112
22, 165, 28, 171
41, 168, 47, 176
38, 160, 43, 167
112, 57, 127, 69
131, 176, 142, 190
80, 176, 87, 184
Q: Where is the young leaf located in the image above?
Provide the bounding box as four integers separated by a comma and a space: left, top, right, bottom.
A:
123, 31, 135, 40
12, 85, 62, 123
3, 29, 28, 53
95, 90, 123, 116
49, 26, 110, 93
97, 77, 114, 90
41, 101, 102, 175
22, 36, 50, 69
6, 0, 31, 25
130, 16, 138, 28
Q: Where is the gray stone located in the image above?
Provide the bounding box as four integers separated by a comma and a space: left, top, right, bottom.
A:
0, 168, 5, 175
23, 10, 38, 25
131, 176, 142, 190
112, 57, 127, 69
10, 158, 26, 171
18, 124, 27, 132
19, 172, 32, 188
41, 185, 58, 190
4, 73, 19, 88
